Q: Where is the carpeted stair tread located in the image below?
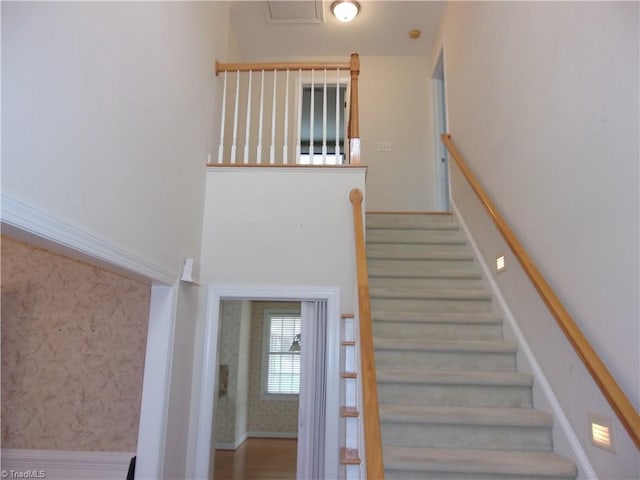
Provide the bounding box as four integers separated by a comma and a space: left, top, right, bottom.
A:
372, 311, 503, 324
369, 267, 482, 280
379, 404, 553, 428
366, 212, 577, 479
367, 244, 475, 260
377, 368, 533, 387
375, 338, 517, 354
370, 286, 493, 300
383, 447, 578, 478
367, 229, 467, 245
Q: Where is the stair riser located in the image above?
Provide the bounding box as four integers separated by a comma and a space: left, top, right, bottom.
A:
367, 229, 466, 244
366, 214, 455, 229
368, 244, 473, 260
377, 383, 533, 408
370, 277, 485, 289
371, 298, 493, 314
385, 471, 576, 480
381, 423, 552, 452
374, 321, 503, 341
375, 350, 516, 372
368, 259, 480, 277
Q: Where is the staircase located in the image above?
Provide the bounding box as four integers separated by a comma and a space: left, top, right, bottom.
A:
367, 212, 578, 480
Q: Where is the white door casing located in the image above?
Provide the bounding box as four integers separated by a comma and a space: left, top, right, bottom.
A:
192, 285, 341, 480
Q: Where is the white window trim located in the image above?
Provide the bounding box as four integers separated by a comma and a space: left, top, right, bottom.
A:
261, 310, 301, 400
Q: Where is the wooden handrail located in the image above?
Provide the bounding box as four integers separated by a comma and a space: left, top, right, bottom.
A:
349, 188, 384, 479
441, 133, 640, 450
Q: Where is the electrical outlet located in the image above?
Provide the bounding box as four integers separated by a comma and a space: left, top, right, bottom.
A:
376, 142, 392, 152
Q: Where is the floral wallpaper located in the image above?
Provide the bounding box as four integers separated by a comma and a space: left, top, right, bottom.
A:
1, 236, 151, 452
215, 300, 242, 445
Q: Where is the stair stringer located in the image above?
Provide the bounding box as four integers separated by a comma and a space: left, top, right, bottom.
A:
451, 199, 596, 479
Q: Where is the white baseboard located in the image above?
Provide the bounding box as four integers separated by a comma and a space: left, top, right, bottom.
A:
0, 449, 134, 480
215, 431, 295, 450
246, 432, 298, 439
214, 432, 248, 451
451, 200, 596, 479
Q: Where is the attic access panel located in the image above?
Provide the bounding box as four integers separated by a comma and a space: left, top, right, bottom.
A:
265, 0, 324, 24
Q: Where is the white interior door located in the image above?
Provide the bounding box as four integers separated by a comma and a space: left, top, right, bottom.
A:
297, 300, 328, 479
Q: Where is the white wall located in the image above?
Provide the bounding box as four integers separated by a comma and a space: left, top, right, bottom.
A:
439, 2, 639, 478
200, 167, 367, 312
1, 1, 229, 276
2, 3, 232, 478
189, 167, 364, 475
359, 56, 436, 211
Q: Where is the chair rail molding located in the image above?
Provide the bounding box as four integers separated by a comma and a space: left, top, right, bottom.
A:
0, 193, 176, 285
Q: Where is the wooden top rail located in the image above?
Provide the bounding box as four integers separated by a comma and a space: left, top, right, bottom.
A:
350, 188, 384, 479
441, 133, 640, 450
215, 60, 351, 76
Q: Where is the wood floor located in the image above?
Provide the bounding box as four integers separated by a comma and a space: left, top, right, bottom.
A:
213, 438, 297, 480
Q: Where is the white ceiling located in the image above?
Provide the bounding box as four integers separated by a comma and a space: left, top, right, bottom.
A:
229, 0, 446, 59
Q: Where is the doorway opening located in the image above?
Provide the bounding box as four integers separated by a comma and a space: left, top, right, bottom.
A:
212, 301, 301, 480
432, 47, 450, 211
193, 286, 340, 480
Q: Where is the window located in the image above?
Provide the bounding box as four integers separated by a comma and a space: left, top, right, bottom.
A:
263, 312, 301, 396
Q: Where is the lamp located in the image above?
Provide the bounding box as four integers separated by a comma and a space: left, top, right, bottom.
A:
331, 0, 360, 23
289, 334, 301, 352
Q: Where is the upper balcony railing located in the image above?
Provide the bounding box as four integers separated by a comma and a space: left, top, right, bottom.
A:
213, 53, 361, 166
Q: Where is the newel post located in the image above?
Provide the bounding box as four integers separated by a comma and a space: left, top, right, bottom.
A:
349, 53, 361, 165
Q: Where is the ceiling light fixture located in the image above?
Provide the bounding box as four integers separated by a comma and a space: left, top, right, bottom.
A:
331, 0, 360, 23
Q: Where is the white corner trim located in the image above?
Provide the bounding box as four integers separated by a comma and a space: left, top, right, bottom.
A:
134, 283, 180, 480
0, 449, 133, 480
451, 200, 597, 479
0, 194, 176, 285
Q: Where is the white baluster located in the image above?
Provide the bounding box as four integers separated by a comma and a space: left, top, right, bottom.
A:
217, 71, 227, 164
257, 70, 265, 164
335, 69, 341, 163
283, 69, 290, 165
296, 69, 302, 163
322, 69, 328, 165
231, 70, 240, 164
269, 71, 277, 164
243, 70, 252, 164
309, 69, 315, 163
